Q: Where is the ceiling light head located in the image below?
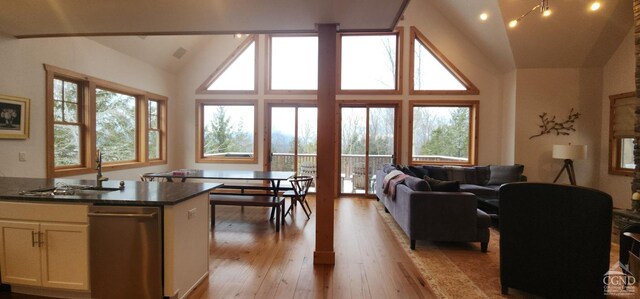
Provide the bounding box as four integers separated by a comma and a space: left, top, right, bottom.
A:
590, 2, 601, 11
234, 33, 245, 39
479, 13, 488, 21
508, 0, 551, 28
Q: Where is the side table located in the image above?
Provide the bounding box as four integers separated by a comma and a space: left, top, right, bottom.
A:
613, 209, 640, 243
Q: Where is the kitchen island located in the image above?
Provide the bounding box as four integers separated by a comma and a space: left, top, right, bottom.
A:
0, 177, 221, 299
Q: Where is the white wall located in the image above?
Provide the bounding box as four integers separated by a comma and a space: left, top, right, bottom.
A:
514, 68, 603, 187
176, 0, 508, 173
501, 70, 517, 164
0, 34, 179, 180
600, 28, 635, 209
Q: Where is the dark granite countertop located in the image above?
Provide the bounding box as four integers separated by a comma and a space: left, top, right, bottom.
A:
0, 177, 221, 206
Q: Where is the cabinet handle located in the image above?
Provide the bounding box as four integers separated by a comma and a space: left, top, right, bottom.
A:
88, 211, 157, 218
38, 231, 44, 247
31, 231, 37, 247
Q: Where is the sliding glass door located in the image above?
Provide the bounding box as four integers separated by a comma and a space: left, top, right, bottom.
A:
340, 103, 399, 195
267, 104, 318, 184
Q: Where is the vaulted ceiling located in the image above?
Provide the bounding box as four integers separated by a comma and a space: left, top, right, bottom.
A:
0, 0, 633, 73
0, 0, 406, 37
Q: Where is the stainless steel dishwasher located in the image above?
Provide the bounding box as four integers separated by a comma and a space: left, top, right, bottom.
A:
89, 205, 162, 299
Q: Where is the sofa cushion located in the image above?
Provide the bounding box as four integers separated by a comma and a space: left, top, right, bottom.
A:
474, 166, 491, 186
424, 176, 460, 192
404, 176, 431, 191
487, 165, 524, 185
408, 166, 429, 178
424, 166, 448, 181
447, 167, 467, 183
460, 184, 500, 197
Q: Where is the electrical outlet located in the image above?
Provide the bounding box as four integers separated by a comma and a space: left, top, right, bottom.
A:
18, 152, 26, 162
188, 208, 197, 219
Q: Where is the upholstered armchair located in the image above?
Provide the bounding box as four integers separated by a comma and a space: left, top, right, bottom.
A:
499, 182, 612, 298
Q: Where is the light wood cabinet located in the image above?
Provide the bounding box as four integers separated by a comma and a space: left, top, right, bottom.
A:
0, 221, 41, 286
0, 202, 89, 291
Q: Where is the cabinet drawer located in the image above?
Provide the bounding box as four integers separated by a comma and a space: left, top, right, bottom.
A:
0, 202, 87, 223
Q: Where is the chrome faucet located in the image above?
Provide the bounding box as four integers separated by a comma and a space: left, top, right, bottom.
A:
96, 150, 108, 188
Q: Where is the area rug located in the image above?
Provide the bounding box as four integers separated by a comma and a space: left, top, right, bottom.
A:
374, 201, 622, 298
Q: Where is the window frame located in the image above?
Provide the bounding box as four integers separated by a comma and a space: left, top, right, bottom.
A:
49, 75, 89, 172
196, 35, 258, 95
609, 92, 637, 176
409, 26, 479, 95
196, 99, 259, 164
94, 85, 141, 165
408, 100, 479, 166
146, 94, 168, 165
45, 64, 168, 178
337, 28, 404, 95
265, 34, 319, 95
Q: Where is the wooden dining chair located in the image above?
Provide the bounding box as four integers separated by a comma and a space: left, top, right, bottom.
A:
140, 173, 165, 182
283, 175, 313, 219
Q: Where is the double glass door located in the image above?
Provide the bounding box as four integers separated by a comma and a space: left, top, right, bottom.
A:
267, 103, 398, 196
340, 104, 398, 195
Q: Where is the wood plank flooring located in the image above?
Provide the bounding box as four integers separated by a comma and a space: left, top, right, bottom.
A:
190, 196, 435, 299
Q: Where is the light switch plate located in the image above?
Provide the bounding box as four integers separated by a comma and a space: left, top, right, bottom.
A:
18, 152, 26, 161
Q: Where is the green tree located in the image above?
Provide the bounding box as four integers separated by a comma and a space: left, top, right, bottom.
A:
95, 89, 137, 162
412, 107, 441, 155
421, 108, 469, 158
203, 106, 253, 155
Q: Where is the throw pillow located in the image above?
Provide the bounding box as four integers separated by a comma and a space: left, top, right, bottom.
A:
399, 165, 417, 177
403, 176, 431, 192
423, 176, 460, 192
408, 166, 429, 178
487, 164, 524, 185
424, 166, 448, 181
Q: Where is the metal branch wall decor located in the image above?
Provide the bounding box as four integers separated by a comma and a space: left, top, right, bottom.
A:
529, 108, 581, 139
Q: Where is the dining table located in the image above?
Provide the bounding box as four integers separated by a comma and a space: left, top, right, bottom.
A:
142, 169, 295, 195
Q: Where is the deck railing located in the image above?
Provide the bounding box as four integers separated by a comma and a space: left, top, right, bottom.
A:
271, 153, 393, 180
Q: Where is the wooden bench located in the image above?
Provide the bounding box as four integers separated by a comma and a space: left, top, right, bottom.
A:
216, 183, 293, 195
209, 193, 285, 231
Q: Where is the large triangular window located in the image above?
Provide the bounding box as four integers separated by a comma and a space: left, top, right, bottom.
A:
197, 35, 257, 94
410, 27, 478, 95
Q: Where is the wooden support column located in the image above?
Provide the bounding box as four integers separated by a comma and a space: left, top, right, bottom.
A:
314, 23, 338, 265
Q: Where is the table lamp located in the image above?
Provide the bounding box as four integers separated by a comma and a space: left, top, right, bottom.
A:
552, 144, 587, 185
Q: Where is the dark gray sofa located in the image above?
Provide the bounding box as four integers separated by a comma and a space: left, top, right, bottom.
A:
374, 164, 525, 251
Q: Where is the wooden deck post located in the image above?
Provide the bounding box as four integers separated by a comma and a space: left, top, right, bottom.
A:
314, 23, 338, 265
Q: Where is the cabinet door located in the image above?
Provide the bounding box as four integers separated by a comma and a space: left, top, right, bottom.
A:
40, 223, 89, 290
0, 221, 41, 286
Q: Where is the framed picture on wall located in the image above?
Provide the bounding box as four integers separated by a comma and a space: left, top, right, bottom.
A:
0, 94, 30, 139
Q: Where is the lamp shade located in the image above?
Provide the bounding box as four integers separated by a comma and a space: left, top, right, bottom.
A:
552, 144, 587, 160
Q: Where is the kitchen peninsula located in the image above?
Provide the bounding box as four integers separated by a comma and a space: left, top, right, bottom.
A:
0, 177, 220, 299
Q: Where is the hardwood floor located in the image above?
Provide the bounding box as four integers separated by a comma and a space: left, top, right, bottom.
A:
190, 196, 435, 299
